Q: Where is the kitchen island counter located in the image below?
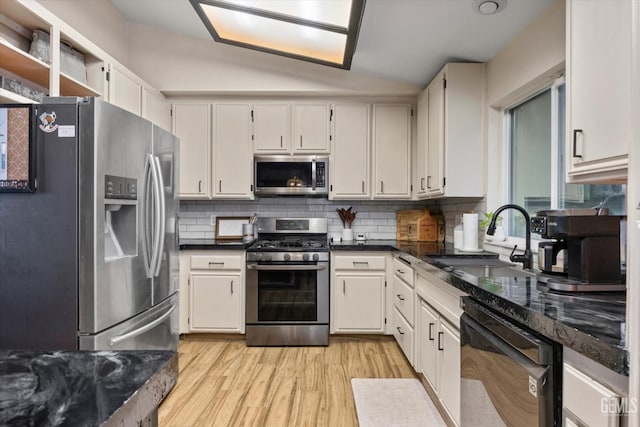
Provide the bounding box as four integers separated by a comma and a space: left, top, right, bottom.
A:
0, 350, 177, 426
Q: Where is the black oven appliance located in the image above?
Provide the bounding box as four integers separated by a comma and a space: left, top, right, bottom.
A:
460, 297, 561, 426
254, 155, 328, 196
246, 217, 329, 346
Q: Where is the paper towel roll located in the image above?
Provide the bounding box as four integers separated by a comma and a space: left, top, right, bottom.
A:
463, 213, 479, 251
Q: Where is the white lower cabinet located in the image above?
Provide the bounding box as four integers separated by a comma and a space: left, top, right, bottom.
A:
331, 252, 387, 333
391, 256, 416, 365
182, 251, 245, 333
416, 272, 466, 426
563, 363, 621, 427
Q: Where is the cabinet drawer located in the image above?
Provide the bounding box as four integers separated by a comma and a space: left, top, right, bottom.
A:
393, 257, 414, 287
563, 363, 620, 427
190, 255, 243, 270
392, 307, 414, 366
393, 275, 415, 326
333, 255, 386, 271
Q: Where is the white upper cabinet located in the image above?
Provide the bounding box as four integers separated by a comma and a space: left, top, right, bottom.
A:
416, 63, 484, 199
107, 64, 142, 116
566, 0, 631, 182
213, 104, 253, 199
372, 104, 412, 199
252, 104, 290, 153
142, 86, 170, 131
330, 103, 371, 199
172, 103, 210, 199
292, 104, 331, 153
415, 90, 429, 198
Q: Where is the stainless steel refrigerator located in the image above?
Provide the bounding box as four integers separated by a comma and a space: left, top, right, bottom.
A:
0, 97, 180, 351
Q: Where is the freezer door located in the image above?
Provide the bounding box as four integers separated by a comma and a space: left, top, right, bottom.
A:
151, 125, 180, 304
79, 293, 178, 351
78, 99, 154, 334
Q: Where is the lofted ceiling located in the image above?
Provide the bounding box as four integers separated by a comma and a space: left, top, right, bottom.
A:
110, 0, 557, 88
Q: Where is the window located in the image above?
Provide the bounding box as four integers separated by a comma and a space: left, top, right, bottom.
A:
506, 79, 625, 238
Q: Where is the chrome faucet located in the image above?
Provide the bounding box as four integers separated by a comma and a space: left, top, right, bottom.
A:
487, 204, 533, 270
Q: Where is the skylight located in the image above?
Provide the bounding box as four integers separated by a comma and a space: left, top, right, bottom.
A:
190, 0, 366, 69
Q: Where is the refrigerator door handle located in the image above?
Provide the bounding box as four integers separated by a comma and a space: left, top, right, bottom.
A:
153, 155, 166, 277
141, 154, 154, 278
108, 303, 176, 347
148, 154, 163, 278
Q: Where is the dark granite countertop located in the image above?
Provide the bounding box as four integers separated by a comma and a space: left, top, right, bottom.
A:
179, 239, 255, 250
407, 255, 627, 376
0, 350, 178, 426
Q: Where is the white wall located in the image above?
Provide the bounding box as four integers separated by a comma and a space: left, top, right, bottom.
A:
484, 0, 565, 212
36, 0, 129, 65
125, 23, 421, 96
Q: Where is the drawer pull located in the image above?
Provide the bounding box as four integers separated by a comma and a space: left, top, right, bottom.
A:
428, 323, 434, 341
438, 331, 444, 351
396, 294, 405, 301
396, 327, 404, 335
208, 262, 225, 267
352, 261, 369, 267
396, 269, 405, 274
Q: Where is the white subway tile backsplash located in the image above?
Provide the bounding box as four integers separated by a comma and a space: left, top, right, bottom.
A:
178, 198, 487, 242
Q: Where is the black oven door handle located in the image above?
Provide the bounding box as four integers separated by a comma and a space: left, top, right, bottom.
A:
247, 264, 328, 271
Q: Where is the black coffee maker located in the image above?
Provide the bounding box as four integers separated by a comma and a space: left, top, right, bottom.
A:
530, 209, 625, 292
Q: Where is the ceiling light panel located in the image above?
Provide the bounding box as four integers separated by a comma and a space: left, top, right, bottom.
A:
202, 4, 347, 64
191, 0, 365, 69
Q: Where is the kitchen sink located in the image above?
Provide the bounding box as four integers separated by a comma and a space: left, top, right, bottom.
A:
451, 265, 536, 278
433, 257, 535, 278
435, 257, 514, 267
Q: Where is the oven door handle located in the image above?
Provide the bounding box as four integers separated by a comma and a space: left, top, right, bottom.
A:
247, 264, 328, 271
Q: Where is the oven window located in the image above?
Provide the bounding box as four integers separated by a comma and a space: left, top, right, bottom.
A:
256, 161, 313, 188
257, 270, 317, 321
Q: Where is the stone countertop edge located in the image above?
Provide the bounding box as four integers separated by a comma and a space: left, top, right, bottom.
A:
103, 351, 179, 426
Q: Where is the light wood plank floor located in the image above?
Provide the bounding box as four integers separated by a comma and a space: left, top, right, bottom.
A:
159, 334, 417, 427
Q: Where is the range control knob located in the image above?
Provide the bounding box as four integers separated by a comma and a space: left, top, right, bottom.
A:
255, 253, 263, 261
303, 253, 310, 261
264, 254, 272, 262
312, 253, 320, 261
284, 253, 291, 262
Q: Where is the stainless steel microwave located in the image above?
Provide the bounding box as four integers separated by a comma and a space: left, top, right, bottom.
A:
254, 155, 329, 196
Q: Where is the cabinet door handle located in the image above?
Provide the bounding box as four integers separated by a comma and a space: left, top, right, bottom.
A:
421, 177, 425, 190
343, 279, 346, 294
438, 331, 444, 351
198, 180, 202, 193
396, 294, 405, 301
219, 180, 222, 192
230, 280, 234, 294
572, 129, 583, 158
300, 135, 303, 147
427, 176, 431, 189
396, 269, 404, 275
380, 181, 384, 193
362, 180, 365, 193
396, 326, 404, 335
280, 136, 283, 147
428, 323, 434, 341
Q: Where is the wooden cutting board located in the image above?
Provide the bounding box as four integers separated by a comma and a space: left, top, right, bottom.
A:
417, 209, 438, 242
396, 210, 424, 241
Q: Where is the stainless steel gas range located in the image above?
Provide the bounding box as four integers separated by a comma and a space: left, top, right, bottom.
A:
245, 218, 329, 346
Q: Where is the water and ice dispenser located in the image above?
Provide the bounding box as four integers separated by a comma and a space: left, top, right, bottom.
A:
104, 175, 137, 261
